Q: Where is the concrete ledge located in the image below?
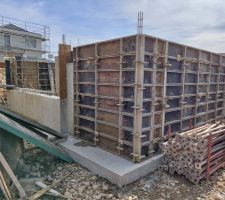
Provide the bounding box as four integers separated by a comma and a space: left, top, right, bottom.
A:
60, 136, 163, 187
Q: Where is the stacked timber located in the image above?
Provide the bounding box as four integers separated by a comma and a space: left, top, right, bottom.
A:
161, 122, 225, 183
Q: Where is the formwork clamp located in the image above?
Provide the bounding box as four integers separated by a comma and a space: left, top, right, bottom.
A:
133, 133, 146, 138
116, 146, 124, 151
138, 87, 146, 90
176, 54, 185, 61
94, 131, 99, 136
153, 102, 160, 106
93, 138, 99, 142
132, 106, 144, 112
165, 63, 172, 68
131, 153, 145, 162
74, 130, 80, 134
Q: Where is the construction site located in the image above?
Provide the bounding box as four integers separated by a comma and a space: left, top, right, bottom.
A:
1, 8, 225, 200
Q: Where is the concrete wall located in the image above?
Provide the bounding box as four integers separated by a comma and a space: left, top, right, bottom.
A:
6, 61, 74, 135
66, 63, 74, 135
7, 89, 61, 132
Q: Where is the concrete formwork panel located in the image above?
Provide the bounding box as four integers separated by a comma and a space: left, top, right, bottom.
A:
73, 34, 225, 162
15, 60, 51, 90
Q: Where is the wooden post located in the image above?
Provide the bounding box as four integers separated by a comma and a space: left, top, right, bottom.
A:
94, 43, 99, 144
149, 39, 158, 154
58, 44, 71, 99
162, 41, 168, 138
117, 38, 124, 153
194, 50, 201, 126
132, 34, 145, 162
206, 53, 212, 123
180, 46, 187, 130
74, 47, 80, 136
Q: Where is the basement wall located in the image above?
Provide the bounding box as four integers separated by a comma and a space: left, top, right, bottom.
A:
7, 89, 61, 132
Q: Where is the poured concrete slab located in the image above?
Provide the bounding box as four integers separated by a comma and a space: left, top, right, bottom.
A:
60, 136, 163, 187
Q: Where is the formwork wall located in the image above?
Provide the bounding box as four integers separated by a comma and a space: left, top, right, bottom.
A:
73, 34, 225, 162
16, 60, 51, 90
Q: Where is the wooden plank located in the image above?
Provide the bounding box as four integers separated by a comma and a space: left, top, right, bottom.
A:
0, 170, 12, 199
28, 173, 71, 200
0, 178, 10, 200
0, 152, 26, 198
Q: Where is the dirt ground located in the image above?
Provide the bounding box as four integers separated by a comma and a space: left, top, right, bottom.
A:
8, 146, 225, 200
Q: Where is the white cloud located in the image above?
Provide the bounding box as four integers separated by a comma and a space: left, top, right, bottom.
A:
118, 0, 225, 52
0, 0, 62, 55
0, 0, 225, 54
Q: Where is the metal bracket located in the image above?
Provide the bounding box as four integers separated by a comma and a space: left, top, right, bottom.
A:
165, 63, 172, 67
116, 146, 124, 151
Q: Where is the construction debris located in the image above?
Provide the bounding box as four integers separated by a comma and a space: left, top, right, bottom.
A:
161, 121, 225, 183
28, 172, 71, 200
35, 181, 61, 196
0, 152, 26, 198
12, 144, 225, 200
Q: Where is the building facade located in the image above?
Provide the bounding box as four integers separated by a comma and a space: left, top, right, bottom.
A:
0, 16, 50, 61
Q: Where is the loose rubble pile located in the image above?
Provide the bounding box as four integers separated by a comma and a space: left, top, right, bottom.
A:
161, 122, 225, 184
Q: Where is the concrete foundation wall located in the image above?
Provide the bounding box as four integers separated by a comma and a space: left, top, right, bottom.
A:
7, 89, 61, 132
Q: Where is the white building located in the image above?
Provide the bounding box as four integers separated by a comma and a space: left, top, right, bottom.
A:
0, 21, 50, 61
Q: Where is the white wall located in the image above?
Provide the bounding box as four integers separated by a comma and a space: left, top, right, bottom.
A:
0, 29, 43, 59
7, 89, 61, 132
66, 63, 74, 135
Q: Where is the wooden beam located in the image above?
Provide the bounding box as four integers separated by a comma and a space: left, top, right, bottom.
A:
0, 170, 12, 199
0, 152, 26, 198
133, 34, 145, 162
58, 44, 72, 99
0, 178, 10, 200
29, 173, 71, 200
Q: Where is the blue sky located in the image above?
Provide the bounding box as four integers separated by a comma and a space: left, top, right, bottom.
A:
1, 0, 225, 54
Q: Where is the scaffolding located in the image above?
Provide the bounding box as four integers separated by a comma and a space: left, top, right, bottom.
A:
0, 15, 50, 59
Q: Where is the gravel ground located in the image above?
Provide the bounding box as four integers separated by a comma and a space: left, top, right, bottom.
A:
11, 146, 225, 200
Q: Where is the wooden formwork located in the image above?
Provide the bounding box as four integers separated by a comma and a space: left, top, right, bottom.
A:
73, 34, 225, 162
15, 60, 51, 90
